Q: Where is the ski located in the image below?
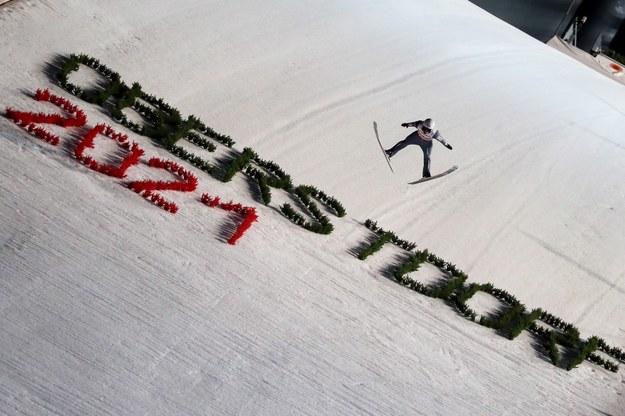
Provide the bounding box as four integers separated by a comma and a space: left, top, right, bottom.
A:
409, 165, 458, 184
373, 121, 394, 174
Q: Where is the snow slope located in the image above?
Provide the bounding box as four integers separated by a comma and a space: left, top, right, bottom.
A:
1, 0, 624, 414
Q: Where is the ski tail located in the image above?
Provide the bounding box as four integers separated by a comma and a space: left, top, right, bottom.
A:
373, 121, 394, 174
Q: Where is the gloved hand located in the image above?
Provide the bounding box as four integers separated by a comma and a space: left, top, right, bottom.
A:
446, 144, 453, 150
401, 123, 409, 128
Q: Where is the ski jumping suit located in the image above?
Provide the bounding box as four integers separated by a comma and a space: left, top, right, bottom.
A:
385, 120, 451, 178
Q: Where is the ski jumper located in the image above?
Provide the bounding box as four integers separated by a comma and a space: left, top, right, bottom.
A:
385, 120, 450, 178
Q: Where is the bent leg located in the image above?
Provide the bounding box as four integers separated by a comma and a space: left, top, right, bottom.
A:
420, 141, 433, 177
386, 131, 420, 157
386, 140, 408, 157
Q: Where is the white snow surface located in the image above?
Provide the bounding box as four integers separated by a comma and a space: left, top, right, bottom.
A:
1, 0, 625, 414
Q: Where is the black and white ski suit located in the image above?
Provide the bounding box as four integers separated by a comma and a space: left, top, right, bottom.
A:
385, 120, 452, 178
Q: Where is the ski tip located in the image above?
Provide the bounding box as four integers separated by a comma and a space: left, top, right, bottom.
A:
408, 165, 458, 184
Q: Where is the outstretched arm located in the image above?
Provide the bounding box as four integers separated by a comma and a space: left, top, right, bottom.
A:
434, 132, 452, 150
401, 120, 422, 128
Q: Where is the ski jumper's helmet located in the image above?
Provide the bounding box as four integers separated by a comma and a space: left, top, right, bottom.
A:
422, 118, 435, 133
